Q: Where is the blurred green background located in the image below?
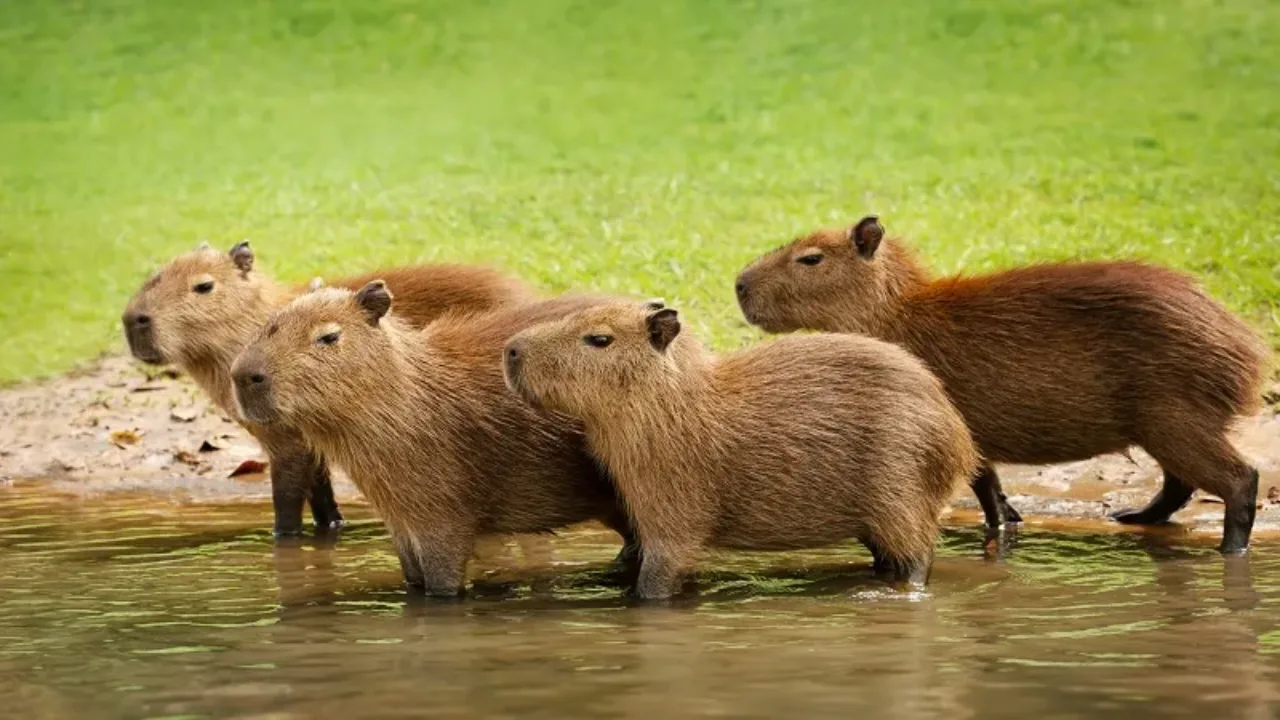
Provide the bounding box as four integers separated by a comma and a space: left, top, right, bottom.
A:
2, 0, 1278, 383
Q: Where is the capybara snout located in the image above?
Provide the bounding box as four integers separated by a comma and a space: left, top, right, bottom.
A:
231, 349, 277, 425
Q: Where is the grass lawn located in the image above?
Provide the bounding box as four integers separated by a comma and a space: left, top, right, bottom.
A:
1, 0, 1278, 384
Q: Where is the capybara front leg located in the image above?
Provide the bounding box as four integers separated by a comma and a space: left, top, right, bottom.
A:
307, 456, 345, 531
886, 549, 933, 589
394, 536, 425, 589
416, 541, 471, 598
1110, 471, 1195, 526
1220, 468, 1259, 555
601, 508, 643, 567
268, 451, 312, 538
971, 464, 1021, 527
636, 543, 693, 600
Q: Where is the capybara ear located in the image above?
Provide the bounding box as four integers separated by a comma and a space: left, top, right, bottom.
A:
196, 240, 212, 251
646, 308, 681, 352
642, 298, 666, 311
849, 215, 885, 259
306, 277, 326, 293
355, 280, 393, 326
230, 241, 254, 274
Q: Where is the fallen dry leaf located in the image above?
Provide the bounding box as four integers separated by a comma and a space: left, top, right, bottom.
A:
1267, 486, 1279, 504
229, 459, 268, 478
173, 449, 201, 466
199, 435, 233, 452
109, 429, 143, 449
170, 407, 199, 423
145, 367, 182, 381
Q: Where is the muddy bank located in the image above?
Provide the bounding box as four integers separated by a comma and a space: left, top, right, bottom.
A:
3, 354, 1279, 539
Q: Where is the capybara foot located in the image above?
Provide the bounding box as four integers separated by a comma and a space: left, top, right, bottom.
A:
999, 493, 1023, 524
1110, 471, 1194, 526
884, 554, 932, 588
314, 516, 346, 534
972, 466, 1019, 528
273, 524, 306, 539
1219, 468, 1259, 555
982, 524, 1017, 561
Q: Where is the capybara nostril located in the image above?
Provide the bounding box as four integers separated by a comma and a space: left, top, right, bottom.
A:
249, 373, 266, 385
734, 281, 748, 299
123, 311, 152, 329
506, 347, 520, 362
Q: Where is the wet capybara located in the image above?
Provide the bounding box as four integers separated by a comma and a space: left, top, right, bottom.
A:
736, 216, 1271, 553
230, 283, 638, 596
503, 300, 977, 599
122, 241, 531, 535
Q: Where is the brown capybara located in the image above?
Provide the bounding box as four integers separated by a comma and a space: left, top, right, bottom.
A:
121, 241, 531, 535
502, 300, 977, 599
229, 283, 638, 596
735, 216, 1271, 553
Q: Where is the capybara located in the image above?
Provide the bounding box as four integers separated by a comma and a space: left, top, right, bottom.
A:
122, 241, 531, 535
502, 300, 977, 599
736, 216, 1271, 553
230, 283, 638, 596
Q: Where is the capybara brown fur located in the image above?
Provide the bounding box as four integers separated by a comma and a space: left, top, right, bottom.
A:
122, 241, 532, 535
230, 284, 638, 596
503, 300, 977, 599
736, 216, 1271, 553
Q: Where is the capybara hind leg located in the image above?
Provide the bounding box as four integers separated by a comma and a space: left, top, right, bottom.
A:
307, 457, 345, 531
1142, 432, 1257, 555
971, 464, 1022, 527
1110, 471, 1194, 525
1220, 468, 1259, 555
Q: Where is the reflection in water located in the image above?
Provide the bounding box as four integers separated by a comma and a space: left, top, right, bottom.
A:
1, 483, 1278, 718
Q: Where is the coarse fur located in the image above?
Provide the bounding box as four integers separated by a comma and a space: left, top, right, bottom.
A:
230, 286, 637, 596
121, 242, 531, 534
503, 301, 977, 599
736, 216, 1272, 552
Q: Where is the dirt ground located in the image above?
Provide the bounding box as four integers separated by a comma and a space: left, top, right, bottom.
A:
3, 354, 1280, 542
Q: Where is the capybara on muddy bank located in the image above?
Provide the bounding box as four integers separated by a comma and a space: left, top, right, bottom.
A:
735, 216, 1270, 553
503, 300, 976, 599
122, 241, 531, 535
230, 283, 637, 596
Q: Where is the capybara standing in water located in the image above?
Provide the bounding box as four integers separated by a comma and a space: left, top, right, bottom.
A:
122, 242, 531, 535
502, 300, 977, 599
735, 216, 1271, 553
230, 283, 638, 596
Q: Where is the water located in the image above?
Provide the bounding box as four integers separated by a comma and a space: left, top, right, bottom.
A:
2, 482, 1278, 719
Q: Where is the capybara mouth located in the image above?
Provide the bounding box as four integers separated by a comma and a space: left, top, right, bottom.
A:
502, 357, 546, 411
237, 397, 281, 425
233, 380, 282, 425
125, 334, 167, 365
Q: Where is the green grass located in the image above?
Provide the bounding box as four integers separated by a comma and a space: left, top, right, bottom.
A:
2, 0, 1278, 383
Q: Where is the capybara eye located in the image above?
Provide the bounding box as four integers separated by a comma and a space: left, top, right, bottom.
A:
193, 281, 215, 294
584, 334, 614, 348
796, 254, 823, 266
316, 331, 341, 347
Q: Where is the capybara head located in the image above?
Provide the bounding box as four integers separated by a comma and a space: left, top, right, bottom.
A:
504, 300, 684, 419
122, 241, 271, 366
735, 215, 896, 334
231, 281, 395, 426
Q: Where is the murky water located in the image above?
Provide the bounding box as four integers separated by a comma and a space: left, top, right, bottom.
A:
2, 482, 1279, 719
